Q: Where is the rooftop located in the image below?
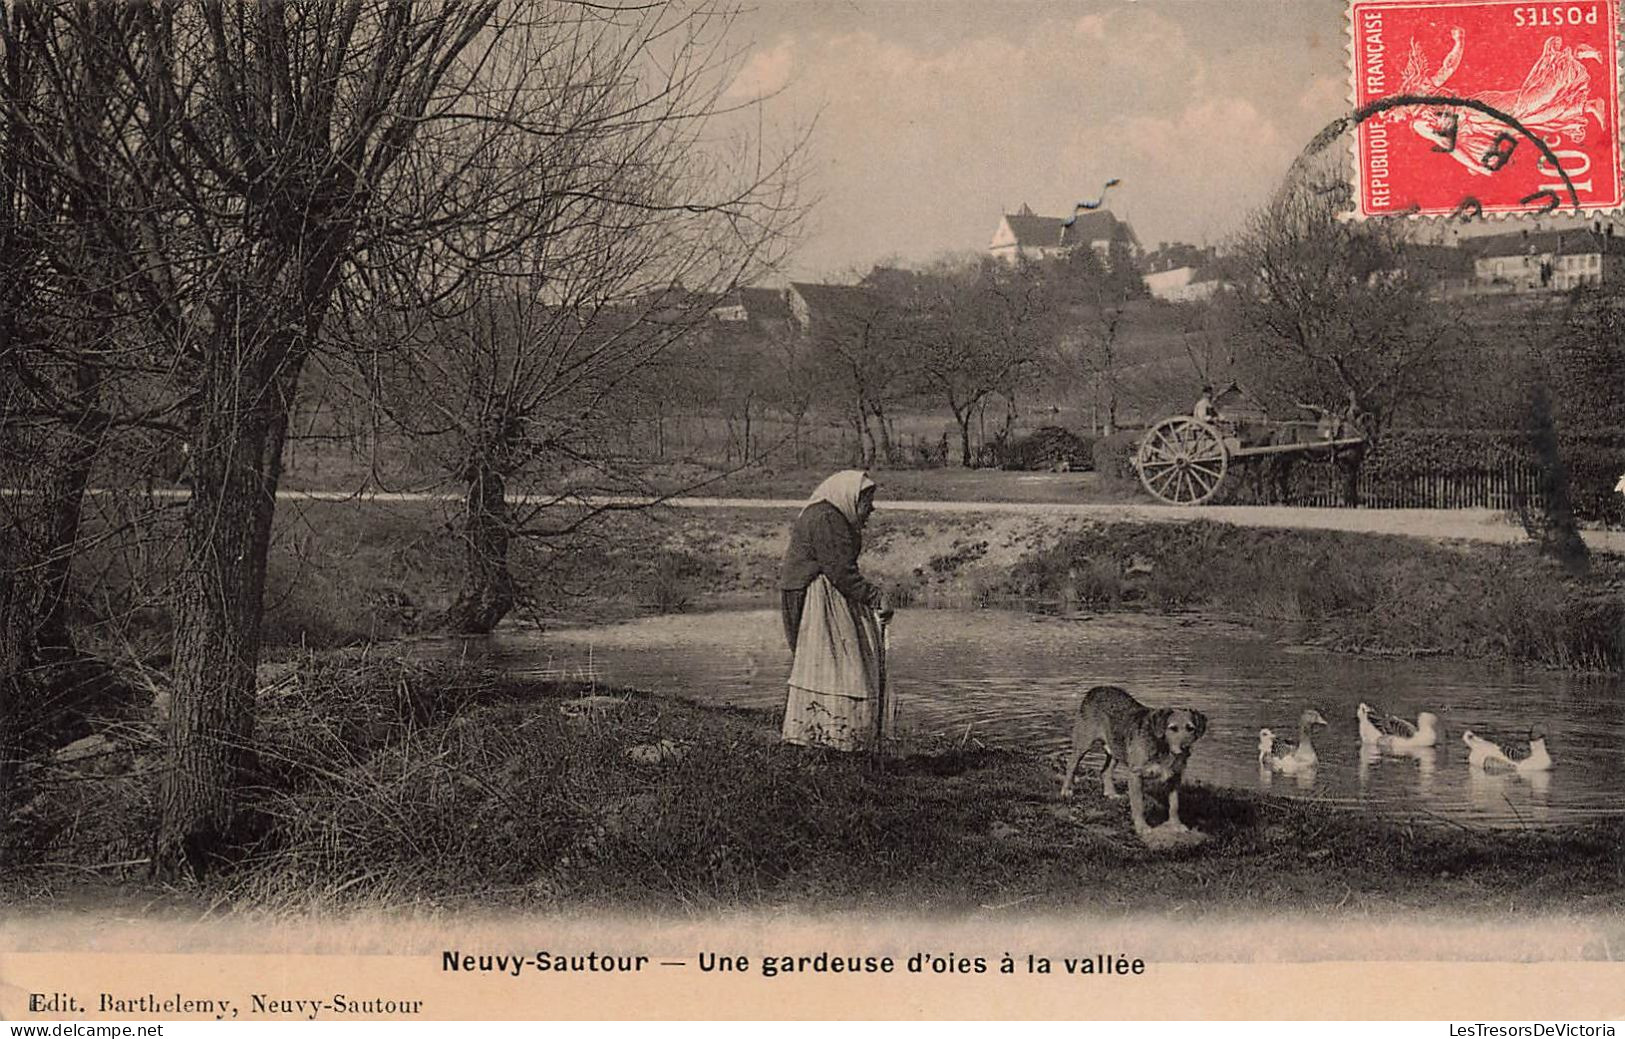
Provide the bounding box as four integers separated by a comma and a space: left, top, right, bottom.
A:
1466, 228, 1625, 258
1001, 204, 1140, 250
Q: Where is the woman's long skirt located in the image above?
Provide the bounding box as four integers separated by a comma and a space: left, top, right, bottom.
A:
782, 575, 889, 752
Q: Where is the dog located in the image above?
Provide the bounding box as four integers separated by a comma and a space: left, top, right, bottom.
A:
1059, 685, 1208, 834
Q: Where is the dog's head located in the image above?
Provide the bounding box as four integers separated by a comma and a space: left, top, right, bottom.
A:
1146, 707, 1208, 755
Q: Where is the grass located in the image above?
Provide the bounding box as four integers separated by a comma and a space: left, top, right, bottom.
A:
69, 497, 1625, 674
6, 659, 1622, 915
71, 497, 750, 657
994, 521, 1625, 671
658, 465, 1134, 504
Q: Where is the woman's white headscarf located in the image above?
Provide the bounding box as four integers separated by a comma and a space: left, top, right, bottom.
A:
804, 469, 876, 528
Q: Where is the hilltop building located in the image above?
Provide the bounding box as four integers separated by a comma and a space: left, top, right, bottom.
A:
989, 203, 1141, 264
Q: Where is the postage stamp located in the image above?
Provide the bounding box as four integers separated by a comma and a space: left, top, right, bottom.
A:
1349, 0, 1623, 217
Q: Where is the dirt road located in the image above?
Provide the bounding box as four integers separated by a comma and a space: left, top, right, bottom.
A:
734, 497, 1625, 554
276, 489, 1625, 555
90, 487, 1621, 554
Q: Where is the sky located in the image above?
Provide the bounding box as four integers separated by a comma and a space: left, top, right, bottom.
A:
719, 0, 1352, 281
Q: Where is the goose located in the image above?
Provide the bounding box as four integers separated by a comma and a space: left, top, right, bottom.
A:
1257, 728, 1277, 766
1463, 727, 1553, 774
1357, 702, 1439, 750
1261, 709, 1329, 775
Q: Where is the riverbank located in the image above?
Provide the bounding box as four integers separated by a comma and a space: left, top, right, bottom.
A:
212, 501, 1622, 671
6, 659, 1622, 915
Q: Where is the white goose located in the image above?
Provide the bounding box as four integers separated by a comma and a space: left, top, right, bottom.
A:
1357, 702, 1439, 751
1463, 728, 1553, 775
1261, 709, 1329, 775
1257, 728, 1277, 766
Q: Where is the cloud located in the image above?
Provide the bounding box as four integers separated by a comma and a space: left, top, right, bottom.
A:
1116, 96, 1286, 167
1074, 14, 1109, 39
727, 5, 1333, 277
725, 37, 795, 101
1097, 96, 1299, 246
1298, 73, 1349, 116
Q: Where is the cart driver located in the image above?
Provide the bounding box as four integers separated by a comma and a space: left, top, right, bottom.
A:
1193, 385, 1219, 423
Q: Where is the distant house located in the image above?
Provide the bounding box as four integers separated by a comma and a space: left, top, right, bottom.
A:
1469, 227, 1625, 291
1366, 243, 1478, 295
989, 203, 1141, 264
1144, 265, 1228, 303
1144, 256, 1240, 303
709, 292, 750, 323
1141, 242, 1214, 274
1479, 228, 1624, 290
1405, 244, 1477, 280
786, 281, 883, 334
1211, 382, 1268, 425
710, 286, 795, 335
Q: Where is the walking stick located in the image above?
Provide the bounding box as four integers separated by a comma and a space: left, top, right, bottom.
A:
874, 609, 896, 761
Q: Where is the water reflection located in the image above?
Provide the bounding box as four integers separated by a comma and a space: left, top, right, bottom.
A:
424, 607, 1625, 829
1360, 746, 1438, 796
1467, 768, 1551, 824
1258, 764, 1318, 792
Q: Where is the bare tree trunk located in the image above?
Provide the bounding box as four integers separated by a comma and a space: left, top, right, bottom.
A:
850, 397, 877, 467
955, 407, 974, 468
790, 408, 806, 466
35, 365, 108, 650
442, 463, 516, 635
870, 403, 894, 466
0, 561, 34, 831
1524, 382, 1589, 573
1334, 444, 1365, 507
155, 365, 298, 880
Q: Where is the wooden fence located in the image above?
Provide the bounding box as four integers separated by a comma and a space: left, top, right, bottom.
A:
1222, 452, 1553, 510
1285, 463, 1550, 510
1226, 427, 1625, 517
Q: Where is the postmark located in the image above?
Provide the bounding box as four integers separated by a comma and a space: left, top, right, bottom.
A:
1349, 0, 1623, 217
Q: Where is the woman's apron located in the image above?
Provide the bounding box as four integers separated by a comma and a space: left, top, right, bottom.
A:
782, 575, 890, 751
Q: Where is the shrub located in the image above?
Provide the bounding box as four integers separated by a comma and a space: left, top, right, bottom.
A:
998, 426, 1095, 471
1091, 431, 1143, 492
992, 520, 1623, 670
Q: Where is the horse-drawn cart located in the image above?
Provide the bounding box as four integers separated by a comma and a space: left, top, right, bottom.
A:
1131, 387, 1366, 506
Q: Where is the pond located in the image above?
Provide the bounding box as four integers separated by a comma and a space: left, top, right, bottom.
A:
424, 608, 1625, 829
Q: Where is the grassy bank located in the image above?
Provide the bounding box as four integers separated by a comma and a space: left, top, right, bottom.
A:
7, 659, 1623, 915
76, 497, 774, 657
75, 500, 1624, 673
990, 521, 1625, 671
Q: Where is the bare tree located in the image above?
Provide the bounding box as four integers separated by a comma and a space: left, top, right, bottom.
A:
1230, 173, 1462, 502
334, 5, 805, 635
1234, 176, 1460, 433
1040, 244, 1151, 436
1, 4, 179, 815
1, 1, 800, 877
908, 258, 1052, 467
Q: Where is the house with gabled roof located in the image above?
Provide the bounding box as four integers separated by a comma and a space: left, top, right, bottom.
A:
989, 203, 1141, 265
786, 281, 885, 335
1467, 226, 1625, 292
710, 286, 795, 335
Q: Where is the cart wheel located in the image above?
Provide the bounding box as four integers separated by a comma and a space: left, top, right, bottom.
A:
1134, 417, 1229, 505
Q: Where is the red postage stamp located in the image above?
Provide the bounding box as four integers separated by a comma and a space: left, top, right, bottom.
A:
1349, 0, 1623, 217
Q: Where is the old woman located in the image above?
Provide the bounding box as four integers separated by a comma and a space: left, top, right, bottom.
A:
779, 469, 893, 751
